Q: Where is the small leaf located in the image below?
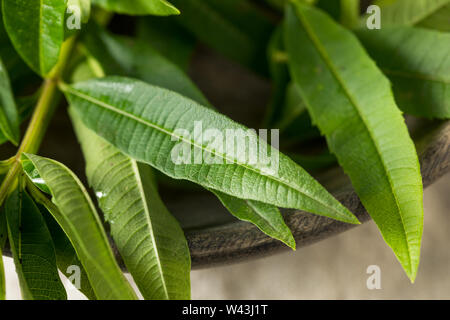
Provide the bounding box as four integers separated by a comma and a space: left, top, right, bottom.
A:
21, 153, 138, 300
2, 0, 68, 76
285, 2, 423, 281
0, 56, 19, 144
90, 0, 179, 16
366, 0, 450, 27
212, 190, 296, 249
357, 26, 450, 119
5, 188, 67, 300
39, 203, 96, 300
62, 76, 358, 224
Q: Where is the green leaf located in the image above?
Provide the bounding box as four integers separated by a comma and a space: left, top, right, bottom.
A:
212, 190, 296, 249
5, 188, 67, 300
136, 17, 195, 70
170, 0, 274, 73
0, 56, 19, 145
82, 24, 209, 107
2, 0, 68, 76
418, 3, 450, 31
62, 76, 358, 225
0, 203, 6, 300
71, 110, 191, 299
21, 153, 138, 300
357, 27, 450, 119
80, 27, 295, 250
369, 0, 450, 26
90, 0, 179, 16
285, 2, 423, 281
39, 204, 96, 300
0, 93, 38, 145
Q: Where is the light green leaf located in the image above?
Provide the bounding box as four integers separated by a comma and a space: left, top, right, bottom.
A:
285, 2, 423, 281
0, 56, 19, 145
80, 27, 294, 250
367, 0, 450, 27
62, 76, 358, 225
2, 0, 68, 76
357, 27, 450, 119
21, 153, 138, 300
418, 3, 450, 31
212, 190, 296, 249
170, 0, 274, 72
91, 0, 179, 16
70, 108, 191, 300
39, 203, 96, 300
5, 188, 67, 300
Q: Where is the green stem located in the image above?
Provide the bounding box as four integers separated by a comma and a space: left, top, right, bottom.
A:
0, 36, 77, 206
340, 0, 360, 29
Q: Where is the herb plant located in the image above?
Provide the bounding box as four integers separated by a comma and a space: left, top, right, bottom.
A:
0, 0, 448, 300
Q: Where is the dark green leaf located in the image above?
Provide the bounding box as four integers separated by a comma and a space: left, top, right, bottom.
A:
22, 153, 138, 300
285, 2, 423, 281
0, 203, 6, 300
91, 0, 179, 16
418, 3, 450, 31
136, 17, 195, 70
170, 0, 274, 73
5, 188, 67, 300
2, 0, 68, 76
357, 26, 450, 119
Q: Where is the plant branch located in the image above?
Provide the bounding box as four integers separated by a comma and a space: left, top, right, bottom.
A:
0, 36, 77, 206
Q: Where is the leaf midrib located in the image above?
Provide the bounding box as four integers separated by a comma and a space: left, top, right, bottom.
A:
294, 5, 414, 272
65, 85, 353, 222
131, 159, 170, 299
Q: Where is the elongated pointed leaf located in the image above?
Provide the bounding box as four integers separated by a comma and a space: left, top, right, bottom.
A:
136, 17, 195, 70
39, 204, 96, 300
2, 0, 68, 76
212, 190, 296, 249
285, 3, 423, 281
62, 76, 358, 224
357, 27, 450, 119
70, 108, 190, 300
5, 188, 67, 300
367, 0, 450, 27
91, 0, 179, 16
80, 28, 295, 251
21, 153, 138, 300
0, 57, 19, 144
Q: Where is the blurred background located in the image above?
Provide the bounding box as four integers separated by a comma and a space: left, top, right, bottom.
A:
3, 173, 449, 299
